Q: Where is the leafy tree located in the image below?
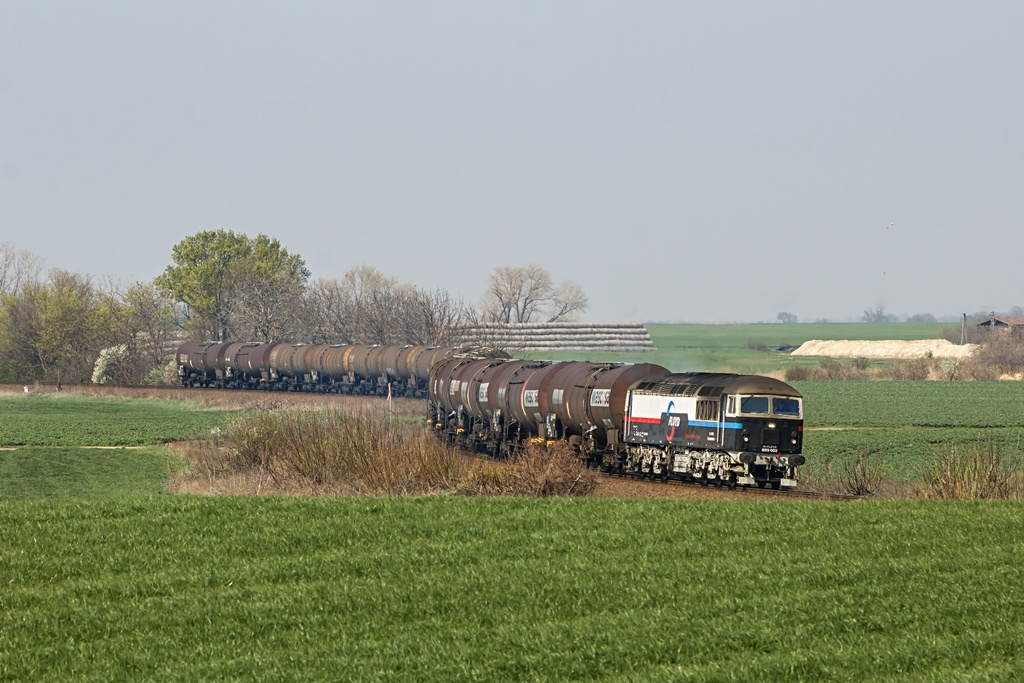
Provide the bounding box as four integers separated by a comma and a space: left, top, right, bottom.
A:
777, 312, 798, 324
35, 270, 108, 382
156, 231, 309, 341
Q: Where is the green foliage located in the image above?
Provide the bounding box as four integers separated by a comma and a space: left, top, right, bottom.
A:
0, 497, 1021, 679
0, 264, 173, 383
0, 271, 108, 382
0, 447, 177, 501
0, 396, 232, 446
155, 230, 309, 341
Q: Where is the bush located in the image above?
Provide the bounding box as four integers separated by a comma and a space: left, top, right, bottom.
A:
922, 439, 1023, 499
175, 408, 596, 498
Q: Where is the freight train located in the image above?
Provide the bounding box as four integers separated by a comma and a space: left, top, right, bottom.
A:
176, 342, 805, 488
426, 358, 805, 489
175, 341, 500, 397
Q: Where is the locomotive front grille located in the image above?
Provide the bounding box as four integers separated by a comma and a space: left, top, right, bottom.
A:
761, 428, 779, 447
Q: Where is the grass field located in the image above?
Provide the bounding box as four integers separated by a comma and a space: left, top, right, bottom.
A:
0, 447, 178, 500
0, 496, 1021, 680
0, 395, 233, 446
526, 321, 952, 374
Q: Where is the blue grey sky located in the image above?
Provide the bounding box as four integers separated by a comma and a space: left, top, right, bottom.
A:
2, 1, 1022, 323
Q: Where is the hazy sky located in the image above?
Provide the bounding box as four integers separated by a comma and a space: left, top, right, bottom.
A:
2, 2, 1022, 323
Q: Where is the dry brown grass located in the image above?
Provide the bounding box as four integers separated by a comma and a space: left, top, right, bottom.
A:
168, 407, 596, 498
921, 439, 1024, 500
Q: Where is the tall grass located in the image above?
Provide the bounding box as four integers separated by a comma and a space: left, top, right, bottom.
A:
172, 408, 595, 498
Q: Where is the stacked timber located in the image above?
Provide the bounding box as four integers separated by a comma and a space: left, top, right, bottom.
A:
453, 322, 657, 353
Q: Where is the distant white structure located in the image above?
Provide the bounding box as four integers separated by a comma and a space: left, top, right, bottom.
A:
791, 339, 977, 359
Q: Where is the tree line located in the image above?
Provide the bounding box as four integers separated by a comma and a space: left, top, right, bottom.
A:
0, 232, 588, 384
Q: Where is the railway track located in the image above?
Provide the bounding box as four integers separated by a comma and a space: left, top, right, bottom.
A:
600, 470, 861, 502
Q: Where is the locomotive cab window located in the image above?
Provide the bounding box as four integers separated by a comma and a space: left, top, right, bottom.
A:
726, 396, 736, 415
739, 396, 769, 415
772, 397, 802, 417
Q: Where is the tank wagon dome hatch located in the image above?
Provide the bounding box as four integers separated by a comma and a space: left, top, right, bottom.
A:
632, 373, 802, 398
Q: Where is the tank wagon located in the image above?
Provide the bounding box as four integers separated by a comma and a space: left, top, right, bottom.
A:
427, 360, 805, 489
176, 342, 506, 397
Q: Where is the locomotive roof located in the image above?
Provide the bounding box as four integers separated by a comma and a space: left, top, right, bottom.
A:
632, 372, 802, 398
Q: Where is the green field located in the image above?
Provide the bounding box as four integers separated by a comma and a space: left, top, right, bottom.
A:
791, 381, 1024, 484
0, 497, 1021, 680
0, 447, 178, 500
526, 321, 952, 374
796, 380, 1024, 428
0, 395, 233, 446
0, 396, 231, 502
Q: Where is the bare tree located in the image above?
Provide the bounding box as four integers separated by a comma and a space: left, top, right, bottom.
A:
0, 242, 42, 295
398, 287, 474, 345
299, 277, 356, 344
547, 281, 589, 322
480, 264, 588, 324
224, 266, 305, 342
297, 266, 471, 346
863, 306, 896, 323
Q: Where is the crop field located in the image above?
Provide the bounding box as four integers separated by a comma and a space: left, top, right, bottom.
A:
790, 381, 1024, 485
527, 321, 952, 374
0, 395, 233, 446
795, 380, 1024, 428
0, 497, 1021, 680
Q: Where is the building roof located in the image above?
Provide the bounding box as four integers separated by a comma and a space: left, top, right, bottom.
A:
978, 316, 1024, 328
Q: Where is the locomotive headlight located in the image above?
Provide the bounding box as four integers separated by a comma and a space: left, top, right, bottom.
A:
791, 430, 798, 444
768, 422, 776, 429
742, 427, 749, 443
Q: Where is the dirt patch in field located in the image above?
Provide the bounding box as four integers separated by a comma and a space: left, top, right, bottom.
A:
591, 476, 759, 500
792, 339, 977, 359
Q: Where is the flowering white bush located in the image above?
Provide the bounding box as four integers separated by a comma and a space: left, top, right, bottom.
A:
91, 344, 129, 384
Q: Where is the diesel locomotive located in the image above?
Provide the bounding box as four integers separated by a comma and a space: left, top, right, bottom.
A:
427, 359, 805, 489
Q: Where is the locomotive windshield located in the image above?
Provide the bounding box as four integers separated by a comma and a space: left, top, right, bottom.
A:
772, 397, 801, 417
738, 395, 802, 418
740, 396, 769, 414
